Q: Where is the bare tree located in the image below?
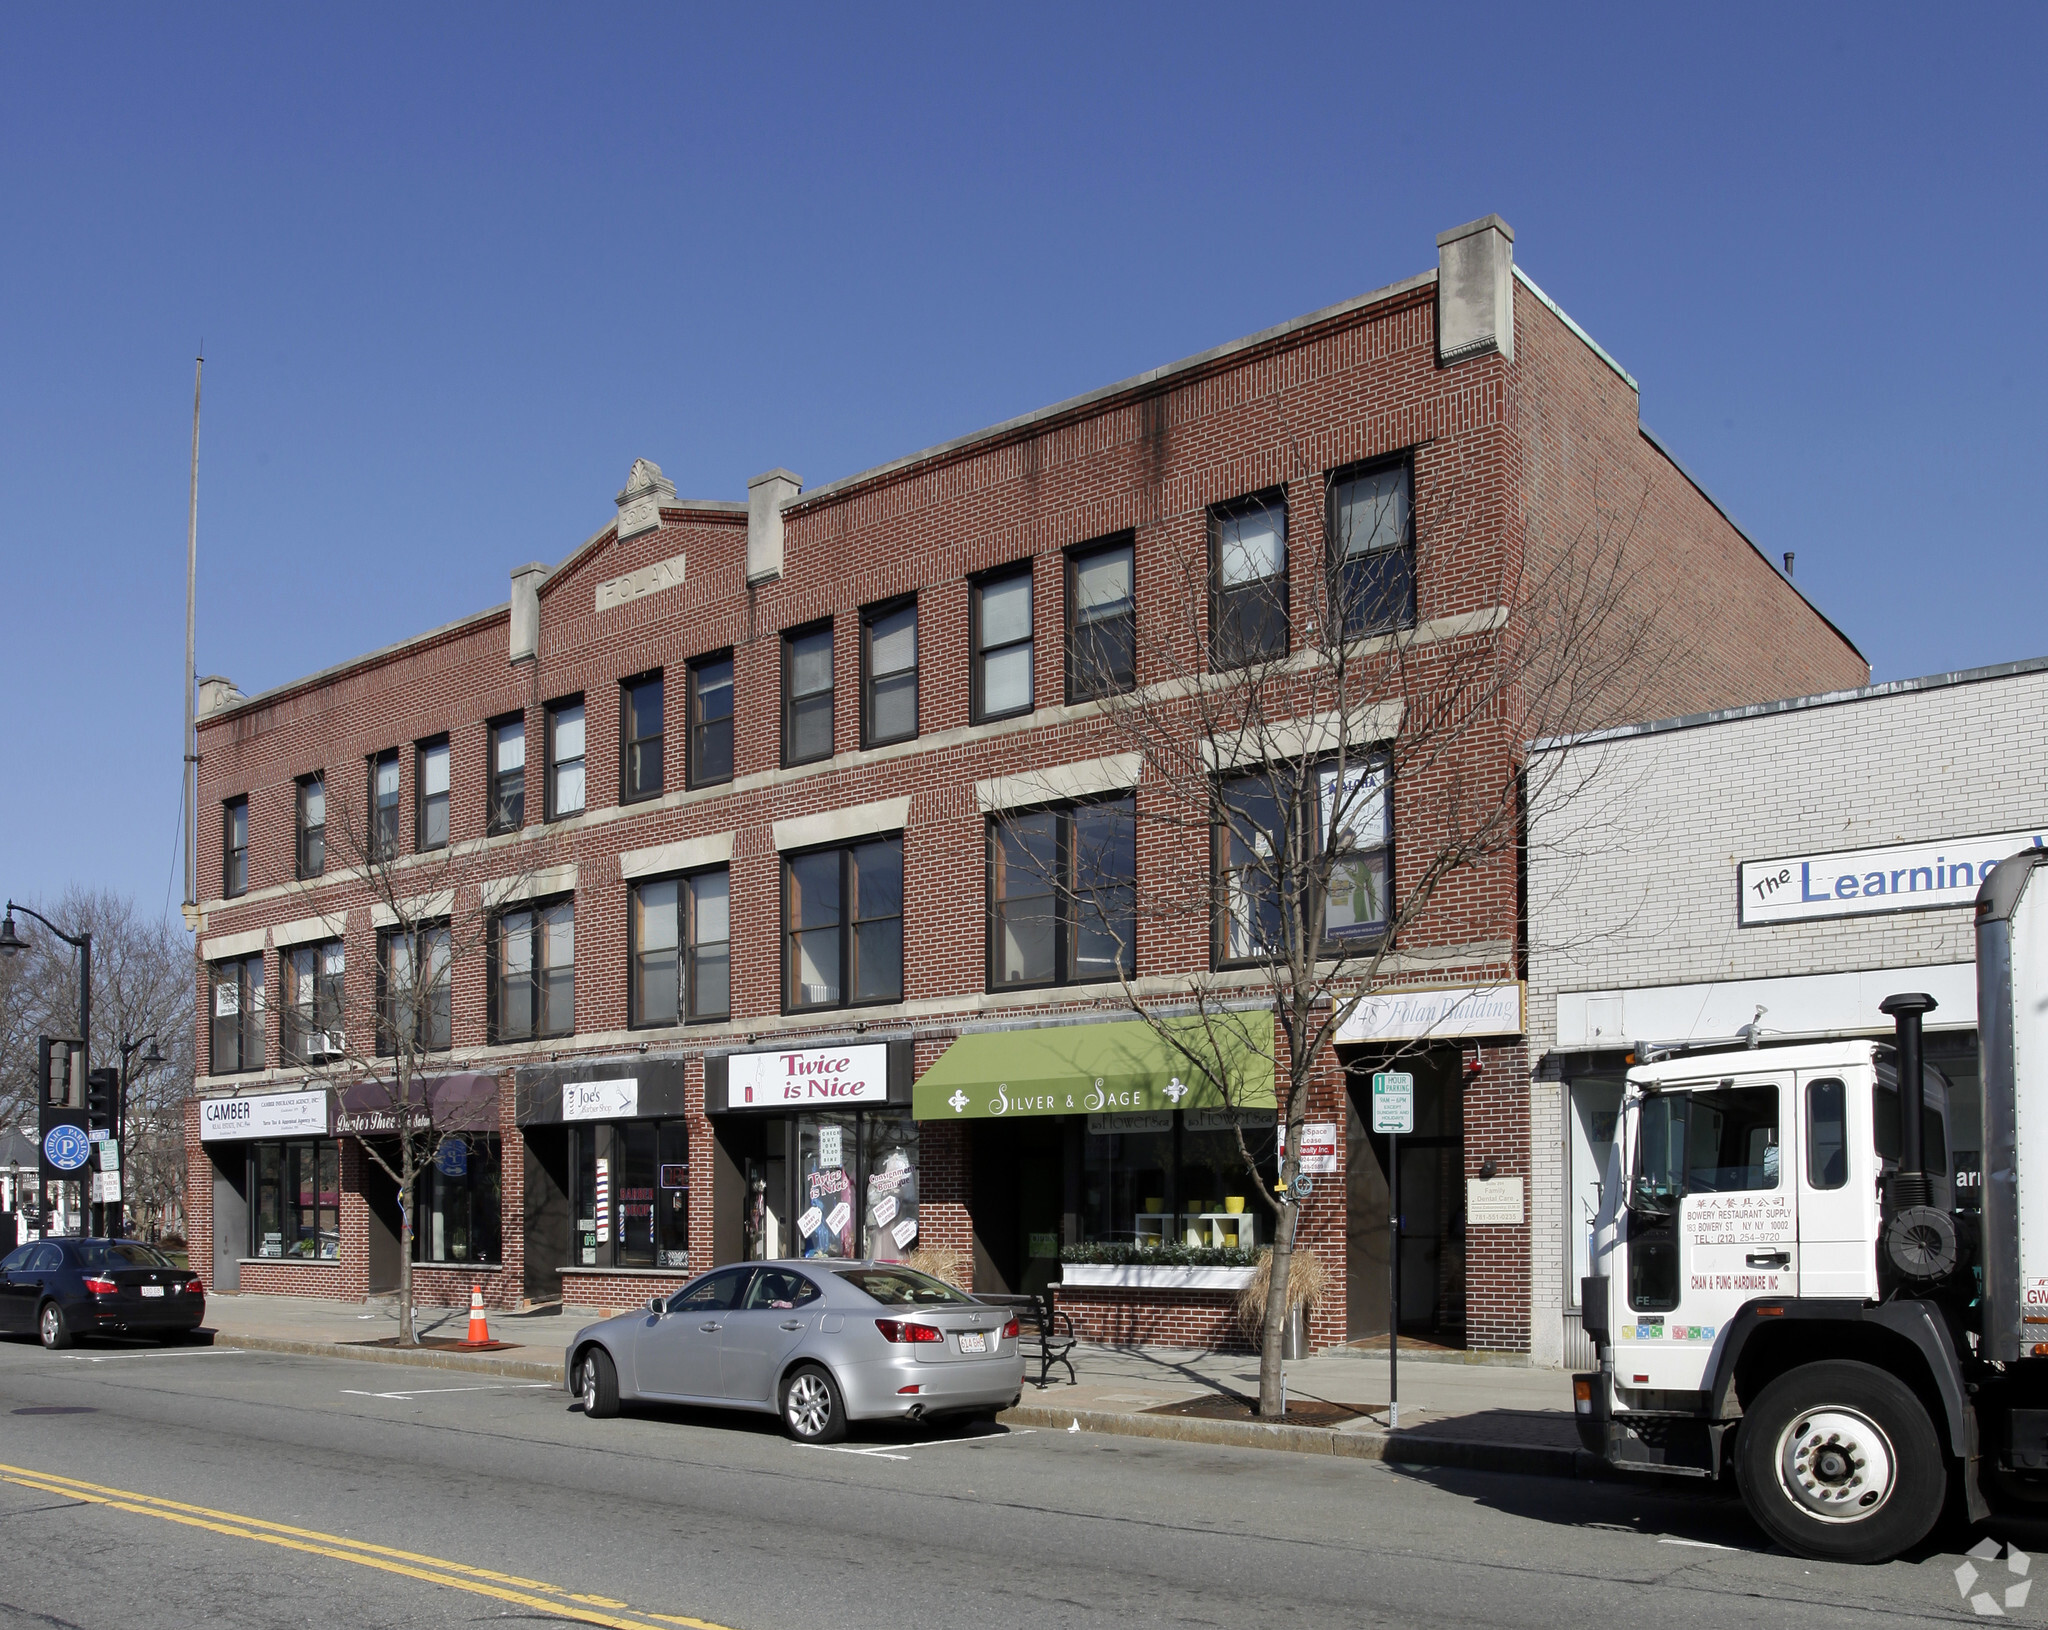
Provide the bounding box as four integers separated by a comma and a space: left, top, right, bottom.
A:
276, 774, 554, 1345
0, 888, 196, 1238
994, 455, 1668, 1415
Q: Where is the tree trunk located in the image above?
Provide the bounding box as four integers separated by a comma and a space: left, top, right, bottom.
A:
1256, 1099, 1306, 1416
397, 1136, 416, 1346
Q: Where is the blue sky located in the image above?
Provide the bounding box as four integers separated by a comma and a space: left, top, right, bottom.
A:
3, 5, 2042, 916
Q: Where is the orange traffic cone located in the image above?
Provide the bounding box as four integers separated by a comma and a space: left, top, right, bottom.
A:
466, 1284, 490, 1345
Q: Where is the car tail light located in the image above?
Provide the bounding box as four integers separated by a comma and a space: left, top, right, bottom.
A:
185, 1279, 205, 1297
874, 1318, 944, 1344
1001, 1316, 1019, 1339
82, 1276, 117, 1296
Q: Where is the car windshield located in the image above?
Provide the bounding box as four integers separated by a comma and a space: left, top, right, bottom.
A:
835, 1266, 977, 1307
73, 1241, 174, 1269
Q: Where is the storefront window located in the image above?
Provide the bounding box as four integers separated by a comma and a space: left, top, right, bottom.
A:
250, 1140, 340, 1259
569, 1122, 689, 1269
1080, 1110, 1275, 1249
415, 1134, 502, 1264
862, 1115, 919, 1258
797, 1114, 859, 1258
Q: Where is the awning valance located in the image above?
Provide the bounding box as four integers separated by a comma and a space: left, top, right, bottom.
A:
912, 1013, 1275, 1121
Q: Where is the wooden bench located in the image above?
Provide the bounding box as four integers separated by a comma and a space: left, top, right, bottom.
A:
976, 1289, 1078, 1389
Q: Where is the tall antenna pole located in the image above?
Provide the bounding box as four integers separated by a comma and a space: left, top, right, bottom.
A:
182, 352, 203, 919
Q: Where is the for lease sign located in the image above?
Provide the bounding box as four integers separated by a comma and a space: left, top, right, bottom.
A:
728, 1044, 889, 1109
1740, 829, 2046, 926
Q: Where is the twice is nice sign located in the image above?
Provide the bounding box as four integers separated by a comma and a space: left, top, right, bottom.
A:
728, 1044, 889, 1109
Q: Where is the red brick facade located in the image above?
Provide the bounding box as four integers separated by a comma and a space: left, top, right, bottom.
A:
183, 224, 1866, 1350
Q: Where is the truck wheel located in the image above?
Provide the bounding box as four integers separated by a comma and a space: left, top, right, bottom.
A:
1734, 1360, 1946, 1563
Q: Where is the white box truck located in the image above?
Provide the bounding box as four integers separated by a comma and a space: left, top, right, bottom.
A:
1576, 848, 2048, 1562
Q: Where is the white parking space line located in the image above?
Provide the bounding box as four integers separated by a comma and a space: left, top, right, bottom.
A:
339, 1383, 559, 1402
69, 1347, 247, 1363
798, 1428, 1036, 1462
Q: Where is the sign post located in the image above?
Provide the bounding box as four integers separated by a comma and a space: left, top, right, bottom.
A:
1372, 1070, 1415, 1429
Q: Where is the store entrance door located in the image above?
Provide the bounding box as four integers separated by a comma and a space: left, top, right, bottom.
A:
969, 1119, 1064, 1296
1344, 1047, 1467, 1347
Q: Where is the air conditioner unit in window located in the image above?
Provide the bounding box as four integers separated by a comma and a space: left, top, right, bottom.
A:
321, 1030, 347, 1058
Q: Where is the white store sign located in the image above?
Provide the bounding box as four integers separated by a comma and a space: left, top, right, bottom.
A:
563, 1078, 639, 1122
1335, 983, 1524, 1044
728, 1044, 889, 1109
199, 1090, 330, 1142
1739, 828, 2046, 925
1300, 1121, 1340, 1174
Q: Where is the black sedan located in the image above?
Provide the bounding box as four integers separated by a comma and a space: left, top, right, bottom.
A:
0, 1238, 206, 1349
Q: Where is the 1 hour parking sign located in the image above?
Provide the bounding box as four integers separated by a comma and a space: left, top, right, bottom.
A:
1371, 1071, 1414, 1135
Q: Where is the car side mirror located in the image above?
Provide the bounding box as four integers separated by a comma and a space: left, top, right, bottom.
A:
648, 1295, 665, 1316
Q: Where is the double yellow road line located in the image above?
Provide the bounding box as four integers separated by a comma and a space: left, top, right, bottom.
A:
0, 1461, 737, 1630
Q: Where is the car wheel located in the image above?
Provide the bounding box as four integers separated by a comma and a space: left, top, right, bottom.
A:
1733, 1359, 1947, 1563
578, 1348, 619, 1419
38, 1302, 72, 1351
780, 1363, 847, 1444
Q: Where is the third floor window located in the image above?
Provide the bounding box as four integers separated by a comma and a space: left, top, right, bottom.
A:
688, 654, 734, 787
972, 565, 1033, 722
370, 751, 401, 860
861, 598, 918, 748
621, 672, 664, 803
1067, 539, 1135, 702
1328, 459, 1415, 636
1211, 492, 1289, 667
417, 737, 450, 851
547, 698, 585, 819
295, 774, 325, 879
223, 797, 249, 897
488, 714, 525, 833
784, 623, 834, 766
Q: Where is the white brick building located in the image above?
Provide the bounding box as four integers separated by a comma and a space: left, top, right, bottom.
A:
1526, 656, 2048, 1365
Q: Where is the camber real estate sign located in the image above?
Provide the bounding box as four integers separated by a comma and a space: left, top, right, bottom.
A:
728, 1044, 890, 1109
199, 1089, 331, 1141
1739, 828, 2046, 926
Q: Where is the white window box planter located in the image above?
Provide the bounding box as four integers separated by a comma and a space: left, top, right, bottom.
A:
1059, 1264, 1257, 1291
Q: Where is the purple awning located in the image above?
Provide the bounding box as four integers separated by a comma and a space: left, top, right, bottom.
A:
335, 1072, 499, 1137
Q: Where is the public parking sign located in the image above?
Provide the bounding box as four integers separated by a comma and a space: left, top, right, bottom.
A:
1371, 1071, 1415, 1134
42, 1120, 91, 1175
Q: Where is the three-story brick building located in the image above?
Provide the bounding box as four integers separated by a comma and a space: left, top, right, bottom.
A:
183, 216, 1866, 1354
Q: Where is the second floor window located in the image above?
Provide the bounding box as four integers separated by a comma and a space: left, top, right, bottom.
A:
547, 699, 585, 818
688, 654, 734, 787
1215, 757, 1392, 964
223, 797, 249, 896
621, 673, 664, 802
371, 751, 401, 859
210, 951, 264, 1074
282, 939, 345, 1063
630, 868, 730, 1026
862, 598, 918, 747
295, 775, 325, 879
1067, 539, 1135, 702
492, 898, 574, 1043
784, 624, 834, 766
488, 715, 525, 833
784, 836, 903, 1011
1212, 493, 1289, 666
378, 923, 451, 1054
417, 737, 450, 851
972, 565, 1034, 722
1328, 459, 1415, 635
989, 796, 1136, 988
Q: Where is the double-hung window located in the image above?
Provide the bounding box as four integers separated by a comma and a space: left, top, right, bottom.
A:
972, 565, 1034, 722
1067, 539, 1135, 702
546, 698, 585, 819
783, 623, 834, 766
295, 775, 325, 879
223, 798, 249, 897
783, 836, 903, 1011
417, 737, 450, 851
988, 796, 1136, 988
630, 868, 730, 1026
687, 654, 734, 787
1211, 492, 1289, 666
621, 672, 663, 802
282, 939, 344, 1064
209, 952, 265, 1074
861, 598, 918, 747
491, 897, 574, 1043
378, 923, 451, 1054
1214, 756, 1391, 965
370, 750, 401, 859
488, 714, 525, 833
1327, 459, 1415, 635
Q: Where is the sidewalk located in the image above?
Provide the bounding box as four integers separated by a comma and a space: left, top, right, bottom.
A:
197, 1292, 1587, 1475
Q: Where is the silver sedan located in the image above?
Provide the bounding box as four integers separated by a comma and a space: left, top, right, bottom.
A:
564, 1260, 1026, 1443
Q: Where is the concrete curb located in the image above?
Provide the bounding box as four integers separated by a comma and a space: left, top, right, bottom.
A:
998, 1402, 1591, 1479
215, 1331, 565, 1384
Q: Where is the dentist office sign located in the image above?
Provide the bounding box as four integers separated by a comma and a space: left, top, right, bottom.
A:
1740, 828, 2045, 926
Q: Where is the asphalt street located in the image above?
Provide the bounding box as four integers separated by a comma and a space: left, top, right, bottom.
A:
0, 1334, 2025, 1629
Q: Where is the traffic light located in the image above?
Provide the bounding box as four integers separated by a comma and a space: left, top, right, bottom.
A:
86, 1067, 117, 1132
37, 1037, 79, 1106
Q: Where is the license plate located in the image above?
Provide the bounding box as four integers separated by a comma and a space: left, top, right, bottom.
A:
957, 1331, 987, 1354
140, 1286, 164, 1298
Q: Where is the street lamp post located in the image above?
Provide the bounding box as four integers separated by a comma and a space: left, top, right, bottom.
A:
112, 1034, 165, 1238
0, 902, 92, 1236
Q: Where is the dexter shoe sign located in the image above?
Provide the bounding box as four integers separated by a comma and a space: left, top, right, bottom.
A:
1740, 829, 2045, 926
728, 1044, 889, 1109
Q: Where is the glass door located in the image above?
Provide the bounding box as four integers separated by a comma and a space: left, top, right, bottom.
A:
796, 1113, 859, 1259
